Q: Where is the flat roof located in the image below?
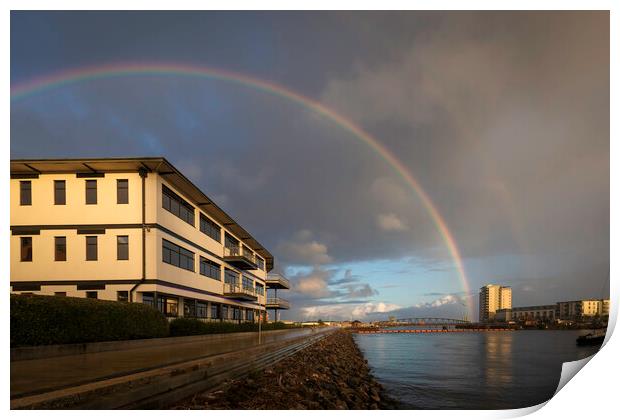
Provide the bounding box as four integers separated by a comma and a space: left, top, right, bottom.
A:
11, 157, 274, 271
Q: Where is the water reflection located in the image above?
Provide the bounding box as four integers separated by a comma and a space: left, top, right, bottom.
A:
482, 332, 514, 389
355, 330, 601, 409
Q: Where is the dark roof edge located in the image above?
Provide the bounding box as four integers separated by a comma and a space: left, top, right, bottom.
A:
10, 157, 274, 268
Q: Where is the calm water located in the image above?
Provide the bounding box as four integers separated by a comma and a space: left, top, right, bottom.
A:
354, 329, 602, 409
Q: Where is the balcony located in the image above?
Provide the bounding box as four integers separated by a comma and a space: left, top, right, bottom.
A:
266, 297, 290, 310
265, 273, 290, 289
223, 282, 258, 301
223, 246, 258, 270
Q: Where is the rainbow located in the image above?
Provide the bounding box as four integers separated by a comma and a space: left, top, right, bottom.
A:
11, 62, 474, 318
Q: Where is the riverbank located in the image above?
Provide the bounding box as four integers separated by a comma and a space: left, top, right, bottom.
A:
171, 330, 397, 409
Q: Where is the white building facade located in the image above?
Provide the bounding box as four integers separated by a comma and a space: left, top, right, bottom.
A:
10, 157, 290, 322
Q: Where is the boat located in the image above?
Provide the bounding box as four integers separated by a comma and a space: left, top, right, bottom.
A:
576, 329, 606, 346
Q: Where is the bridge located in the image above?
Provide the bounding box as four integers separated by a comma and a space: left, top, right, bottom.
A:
378, 317, 471, 326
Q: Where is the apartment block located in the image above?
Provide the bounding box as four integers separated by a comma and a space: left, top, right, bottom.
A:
496, 305, 556, 322
479, 284, 512, 322
556, 299, 610, 320
10, 157, 290, 322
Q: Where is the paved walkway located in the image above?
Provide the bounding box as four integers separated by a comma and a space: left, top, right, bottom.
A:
11, 328, 327, 398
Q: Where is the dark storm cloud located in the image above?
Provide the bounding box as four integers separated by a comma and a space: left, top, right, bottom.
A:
11, 11, 609, 318
284, 266, 378, 304
328, 269, 359, 286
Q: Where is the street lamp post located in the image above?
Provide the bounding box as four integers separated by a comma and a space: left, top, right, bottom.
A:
258, 307, 262, 345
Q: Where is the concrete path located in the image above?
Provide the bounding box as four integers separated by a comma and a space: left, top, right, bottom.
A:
11, 328, 327, 399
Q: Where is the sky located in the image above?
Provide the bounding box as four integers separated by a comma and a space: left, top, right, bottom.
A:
10, 11, 609, 321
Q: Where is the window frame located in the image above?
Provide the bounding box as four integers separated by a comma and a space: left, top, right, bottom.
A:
256, 283, 265, 296
224, 233, 239, 252
200, 214, 221, 243
224, 268, 238, 285
85, 180, 97, 205
142, 293, 154, 307
242, 276, 254, 292
162, 185, 194, 226
211, 303, 220, 320
117, 179, 129, 204
117, 235, 129, 260
184, 299, 197, 318
196, 301, 208, 319
20, 181, 32, 206
157, 295, 178, 317
199, 256, 221, 280
232, 307, 241, 320
54, 180, 66, 205
54, 236, 67, 261
20, 237, 33, 262
86, 236, 98, 261
162, 239, 194, 272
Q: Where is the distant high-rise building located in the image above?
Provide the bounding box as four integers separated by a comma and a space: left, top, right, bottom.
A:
479, 284, 512, 322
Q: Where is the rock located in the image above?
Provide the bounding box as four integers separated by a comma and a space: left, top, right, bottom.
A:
171, 330, 395, 410
370, 391, 381, 403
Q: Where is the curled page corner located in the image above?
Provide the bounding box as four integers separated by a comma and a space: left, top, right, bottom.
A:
554, 354, 596, 397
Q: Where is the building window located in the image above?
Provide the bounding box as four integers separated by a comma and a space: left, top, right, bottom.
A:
86, 291, 98, 299
86, 236, 98, 261
200, 214, 221, 242
142, 293, 154, 307
256, 283, 265, 296
55, 236, 67, 261
162, 239, 194, 271
117, 179, 129, 204
85, 180, 97, 204
211, 303, 220, 319
20, 181, 32, 205
196, 301, 208, 319
20, 237, 32, 261
117, 291, 129, 302
242, 246, 254, 260
200, 257, 221, 280
156, 295, 178, 317
222, 305, 229, 320
117, 235, 129, 260
162, 185, 194, 225
184, 299, 196, 317
242, 276, 254, 292
232, 307, 241, 320
224, 233, 239, 254
246, 309, 254, 322
54, 180, 66, 205
256, 257, 265, 270
224, 268, 238, 285
55, 292, 66, 296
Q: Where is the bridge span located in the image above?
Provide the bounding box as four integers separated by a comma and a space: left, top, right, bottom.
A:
377, 317, 471, 326
354, 328, 513, 334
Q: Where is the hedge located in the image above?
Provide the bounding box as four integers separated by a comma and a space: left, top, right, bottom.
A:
169, 318, 295, 336
11, 294, 169, 347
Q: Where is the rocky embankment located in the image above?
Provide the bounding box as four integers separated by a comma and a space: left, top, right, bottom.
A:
172, 329, 397, 409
